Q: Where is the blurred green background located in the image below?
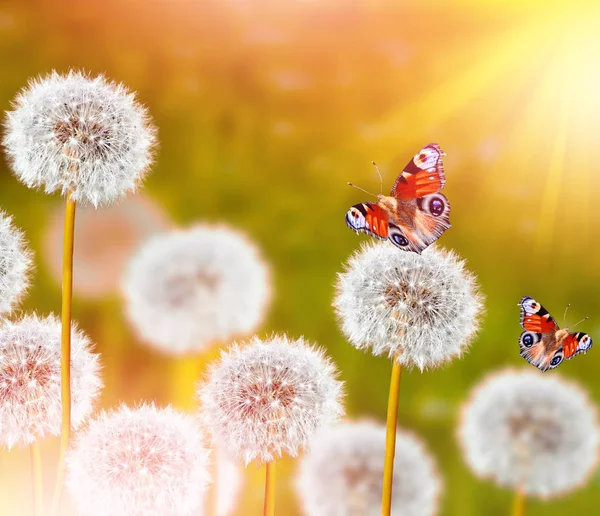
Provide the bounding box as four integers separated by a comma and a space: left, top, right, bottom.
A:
1, 0, 600, 514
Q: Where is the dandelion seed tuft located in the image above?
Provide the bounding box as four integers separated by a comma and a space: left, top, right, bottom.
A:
66, 404, 210, 516
0, 211, 32, 315
198, 335, 344, 465
122, 224, 271, 355
0, 313, 101, 448
458, 368, 600, 498
334, 242, 483, 370
296, 420, 442, 516
3, 70, 156, 207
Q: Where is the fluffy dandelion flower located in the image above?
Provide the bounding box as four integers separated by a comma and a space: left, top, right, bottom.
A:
334, 242, 483, 370
458, 368, 600, 498
122, 225, 271, 355
43, 194, 171, 298
3, 70, 156, 207
66, 404, 210, 516
296, 421, 442, 516
0, 211, 33, 315
0, 314, 101, 448
198, 335, 344, 465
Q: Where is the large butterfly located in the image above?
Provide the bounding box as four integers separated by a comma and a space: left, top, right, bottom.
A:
518, 296, 593, 372
344, 143, 450, 254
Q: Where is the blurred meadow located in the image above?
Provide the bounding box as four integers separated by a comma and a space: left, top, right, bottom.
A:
1, 0, 600, 514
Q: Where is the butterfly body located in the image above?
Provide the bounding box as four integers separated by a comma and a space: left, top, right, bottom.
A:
345, 143, 451, 254
518, 296, 592, 371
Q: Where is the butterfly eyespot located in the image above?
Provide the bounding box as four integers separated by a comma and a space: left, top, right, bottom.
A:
550, 355, 563, 367
429, 197, 445, 217
392, 234, 409, 247
522, 333, 534, 347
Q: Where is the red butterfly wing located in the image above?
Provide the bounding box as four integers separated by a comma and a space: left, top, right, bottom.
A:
345, 202, 390, 239
518, 296, 559, 334
391, 143, 446, 200
562, 332, 593, 359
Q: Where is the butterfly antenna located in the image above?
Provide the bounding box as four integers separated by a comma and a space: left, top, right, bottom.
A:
571, 316, 589, 330
371, 161, 384, 195
347, 182, 377, 198
563, 303, 571, 326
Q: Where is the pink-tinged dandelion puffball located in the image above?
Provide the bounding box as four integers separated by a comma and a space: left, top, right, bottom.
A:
296, 421, 442, 516
198, 335, 344, 465
66, 404, 211, 516
122, 225, 271, 355
2, 70, 156, 207
458, 369, 600, 498
0, 211, 33, 315
43, 194, 171, 298
334, 242, 483, 370
0, 314, 101, 448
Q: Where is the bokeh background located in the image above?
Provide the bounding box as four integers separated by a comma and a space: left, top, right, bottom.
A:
1, 0, 600, 514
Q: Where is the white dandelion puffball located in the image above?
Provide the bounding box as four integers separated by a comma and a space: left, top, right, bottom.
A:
198, 335, 344, 465
0, 211, 32, 315
296, 421, 442, 516
215, 449, 243, 516
0, 313, 101, 448
3, 70, 156, 207
43, 194, 171, 298
66, 404, 210, 516
122, 224, 271, 355
334, 242, 483, 370
458, 368, 600, 498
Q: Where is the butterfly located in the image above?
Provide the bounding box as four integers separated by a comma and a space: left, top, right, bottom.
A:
345, 143, 450, 254
518, 296, 593, 372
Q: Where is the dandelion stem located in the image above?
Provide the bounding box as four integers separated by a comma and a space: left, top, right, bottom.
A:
263, 461, 276, 516
512, 487, 526, 516
51, 195, 76, 516
30, 441, 43, 516
205, 457, 218, 516
381, 357, 402, 516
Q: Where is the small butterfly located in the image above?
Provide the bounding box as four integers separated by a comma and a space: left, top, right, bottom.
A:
345, 143, 450, 254
518, 296, 593, 372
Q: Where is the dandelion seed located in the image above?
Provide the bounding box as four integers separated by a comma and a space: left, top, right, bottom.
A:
296, 420, 442, 516
0, 210, 33, 315
43, 194, 171, 298
198, 335, 344, 465
458, 368, 600, 498
334, 242, 484, 371
66, 404, 210, 516
2, 70, 156, 207
0, 314, 101, 449
122, 225, 271, 355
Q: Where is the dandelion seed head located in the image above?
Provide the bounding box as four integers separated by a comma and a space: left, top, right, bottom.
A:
0, 313, 101, 448
43, 194, 171, 298
0, 211, 32, 315
296, 420, 442, 516
198, 335, 344, 465
3, 70, 156, 207
122, 225, 271, 355
334, 242, 483, 370
458, 368, 600, 498
66, 404, 210, 516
